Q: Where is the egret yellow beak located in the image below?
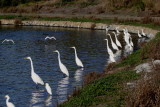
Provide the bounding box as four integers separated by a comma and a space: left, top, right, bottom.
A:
53, 50, 58, 53
24, 57, 28, 59
70, 47, 74, 48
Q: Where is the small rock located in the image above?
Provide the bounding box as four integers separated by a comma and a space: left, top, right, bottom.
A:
135, 63, 152, 73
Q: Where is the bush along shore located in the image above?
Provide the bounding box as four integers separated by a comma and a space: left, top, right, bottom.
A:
0, 15, 160, 106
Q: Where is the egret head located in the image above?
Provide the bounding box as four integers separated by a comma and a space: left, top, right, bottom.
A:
104, 39, 108, 41
112, 32, 115, 34
107, 34, 111, 36
53, 50, 59, 53
24, 57, 31, 60
45, 83, 49, 86
5, 95, 9, 99
70, 46, 75, 49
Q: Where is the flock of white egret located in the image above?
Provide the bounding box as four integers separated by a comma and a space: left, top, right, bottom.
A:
105, 27, 148, 63
2, 35, 84, 107
2, 27, 148, 107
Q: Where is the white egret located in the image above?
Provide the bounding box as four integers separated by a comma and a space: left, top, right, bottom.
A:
5, 95, 15, 107
70, 46, 84, 68
137, 30, 142, 37
104, 39, 114, 57
24, 57, 44, 85
105, 25, 110, 34
108, 34, 119, 51
45, 36, 56, 40
45, 83, 52, 95
115, 27, 120, 35
129, 36, 134, 47
2, 39, 15, 44
123, 29, 130, 45
141, 29, 146, 37
112, 32, 122, 48
54, 50, 69, 77
109, 55, 116, 63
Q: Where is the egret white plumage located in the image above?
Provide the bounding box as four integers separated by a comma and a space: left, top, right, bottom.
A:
112, 32, 122, 48
104, 39, 114, 57
129, 36, 134, 47
45, 36, 56, 40
115, 27, 120, 35
141, 29, 146, 37
70, 46, 84, 68
137, 30, 142, 37
108, 34, 119, 51
2, 39, 15, 44
54, 50, 69, 77
5, 95, 15, 107
45, 83, 52, 95
105, 26, 110, 34
24, 57, 44, 85
109, 55, 116, 63
123, 29, 130, 45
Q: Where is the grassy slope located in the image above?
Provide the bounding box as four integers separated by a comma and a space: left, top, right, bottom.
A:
59, 33, 160, 107
60, 70, 140, 107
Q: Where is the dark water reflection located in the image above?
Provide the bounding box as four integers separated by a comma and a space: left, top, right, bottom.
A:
0, 25, 138, 107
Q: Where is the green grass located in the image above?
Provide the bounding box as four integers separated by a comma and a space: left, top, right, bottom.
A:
59, 70, 140, 107
115, 49, 143, 67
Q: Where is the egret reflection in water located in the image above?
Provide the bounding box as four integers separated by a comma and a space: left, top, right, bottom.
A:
74, 68, 84, 83
45, 96, 53, 107
57, 77, 69, 104
30, 90, 45, 107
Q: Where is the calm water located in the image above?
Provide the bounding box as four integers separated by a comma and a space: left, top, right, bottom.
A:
0, 25, 138, 107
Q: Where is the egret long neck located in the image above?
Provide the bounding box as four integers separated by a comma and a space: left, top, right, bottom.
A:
106, 40, 109, 50
29, 58, 34, 74
109, 35, 113, 42
74, 48, 78, 59
57, 52, 61, 65
114, 33, 118, 41
6, 97, 9, 104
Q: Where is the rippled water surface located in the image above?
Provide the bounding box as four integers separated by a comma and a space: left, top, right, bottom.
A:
0, 25, 138, 107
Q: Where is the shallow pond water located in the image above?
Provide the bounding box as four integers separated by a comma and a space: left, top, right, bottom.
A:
0, 25, 139, 107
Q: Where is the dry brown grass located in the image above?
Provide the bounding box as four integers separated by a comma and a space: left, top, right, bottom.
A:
141, 37, 160, 60
126, 63, 160, 107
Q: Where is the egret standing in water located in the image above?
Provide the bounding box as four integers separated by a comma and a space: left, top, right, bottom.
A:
112, 32, 122, 48
104, 39, 114, 57
141, 29, 146, 37
5, 95, 15, 107
115, 27, 120, 35
137, 30, 142, 38
54, 50, 69, 77
70, 46, 84, 68
108, 34, 119, 51
45, 83, 52, 95
24, 57, 44, 86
